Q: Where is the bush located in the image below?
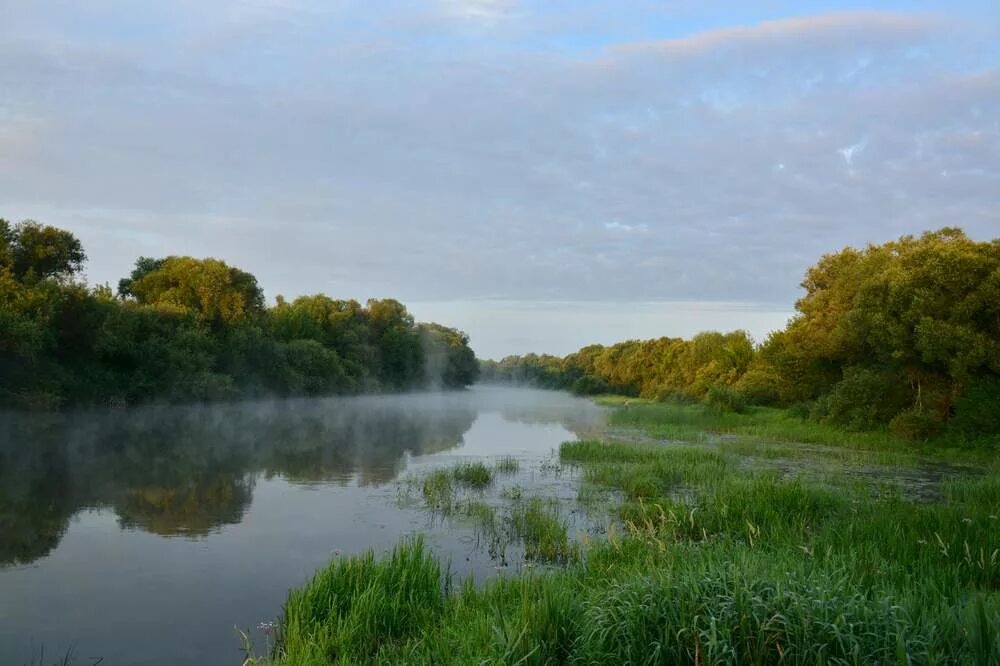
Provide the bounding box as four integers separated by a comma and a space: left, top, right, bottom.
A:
787, 402, 812, 419
889, 406, 944, 441
280, 339, 351, 396
179, 371, 237, 401
733, 366, 782, 405
705, 385, 746, 413
949, 375, 1000, 437
571, 374, 610, 396
819, 366, 910, 430
653, 386, 698, 404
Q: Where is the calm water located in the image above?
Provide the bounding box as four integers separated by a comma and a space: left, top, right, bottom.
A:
0, 386, 606, 665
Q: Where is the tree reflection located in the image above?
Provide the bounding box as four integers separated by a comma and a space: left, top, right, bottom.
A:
0, 394, 479, 563
0, 444, 73, 565
116, 473, 256, 536
0, 389, 605, 565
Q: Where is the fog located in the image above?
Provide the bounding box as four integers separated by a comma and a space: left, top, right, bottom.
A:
0, 386, 605, 566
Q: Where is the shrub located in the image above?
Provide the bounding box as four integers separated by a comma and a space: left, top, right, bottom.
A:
571, 374, 610, 396
819, 366, 910, 430
653, 386, 698, 404
787, 401, 812, 419
733, 366, 782, 405
889, 406, 944, 441
949, 375, 1000, 437
705, 385, 746, 413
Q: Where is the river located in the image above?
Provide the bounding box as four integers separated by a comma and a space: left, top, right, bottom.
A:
0, 386, 606, 665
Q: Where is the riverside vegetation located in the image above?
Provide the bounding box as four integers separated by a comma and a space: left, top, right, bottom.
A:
482, 228, 1000, 449
0, 218, 478, 408
242, 401, 999, 665
239, 229, 998, 665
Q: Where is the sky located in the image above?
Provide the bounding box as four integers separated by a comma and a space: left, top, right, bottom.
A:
2, 1, 998, 359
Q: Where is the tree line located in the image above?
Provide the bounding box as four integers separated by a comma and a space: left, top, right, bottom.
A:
0, 218, 479, 408
481, 228, 1000, 443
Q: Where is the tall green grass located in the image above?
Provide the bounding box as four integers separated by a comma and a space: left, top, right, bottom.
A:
278, 536, 445, 664
264, 537, 998, 664
451, 461, 493, 488
259, 403, 999, 664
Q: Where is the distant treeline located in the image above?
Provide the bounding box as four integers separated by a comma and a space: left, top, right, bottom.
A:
482, 228, 1000, 442
0, 219, 478, 409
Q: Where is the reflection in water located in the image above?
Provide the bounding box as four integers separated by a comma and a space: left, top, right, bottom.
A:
0, 387, 603, 566
0, 387, 606, 666
0, 393, 483, 563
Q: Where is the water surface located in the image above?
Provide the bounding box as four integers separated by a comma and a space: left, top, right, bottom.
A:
0, 387, 605, 665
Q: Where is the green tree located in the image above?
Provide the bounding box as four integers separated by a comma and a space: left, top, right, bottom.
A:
420, 323, 479, 389
119, 256, 265, 328
1, 219, 86, 283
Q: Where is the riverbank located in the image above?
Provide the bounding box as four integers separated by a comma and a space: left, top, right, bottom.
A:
246, 398, 999, 665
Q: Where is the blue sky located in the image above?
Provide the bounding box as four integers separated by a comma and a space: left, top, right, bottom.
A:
2, 1, 998, 357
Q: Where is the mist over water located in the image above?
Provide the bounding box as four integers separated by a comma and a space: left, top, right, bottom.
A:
0, 386, 605, 665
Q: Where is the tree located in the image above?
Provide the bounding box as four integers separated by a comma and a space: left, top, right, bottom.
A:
119, 256, 265, 328
420, 323, 479, 388
1, 220, 86, 283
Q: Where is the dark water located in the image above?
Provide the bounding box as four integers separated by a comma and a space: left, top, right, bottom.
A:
0, 387, 606, 665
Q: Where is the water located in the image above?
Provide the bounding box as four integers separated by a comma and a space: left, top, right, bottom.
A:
0, 387, 606, 665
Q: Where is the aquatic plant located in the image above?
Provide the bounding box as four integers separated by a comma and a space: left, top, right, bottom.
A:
451, 461, 493, 489
493, 456, 520, 475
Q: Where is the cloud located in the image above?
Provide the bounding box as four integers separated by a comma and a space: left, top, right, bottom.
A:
609, 11, 946, 58
439, 0, 522, 23
1, 2, 997, 321
604, 221, 648, 233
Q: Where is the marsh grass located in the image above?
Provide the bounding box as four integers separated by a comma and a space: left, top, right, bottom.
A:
410, 461, 498, 513
265, 536, 999, 665
420, 469, 456, 512
493, 455, 520, 475
507, 497, 574, 563
267, 403, 1000, 664
277, 536, 446, 664
611, 401, 899, 448
458, 496, 574, 565
451, 461, 493, 488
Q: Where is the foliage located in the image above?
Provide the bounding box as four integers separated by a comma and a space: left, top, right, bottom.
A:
0, 218, 478, 408
889, 405, 945, 441
482, 228, 1000, 442
948, 375, 1000, 438
705, 384, 746, 413
0, 219, 86, 283
570, 374, 610, 395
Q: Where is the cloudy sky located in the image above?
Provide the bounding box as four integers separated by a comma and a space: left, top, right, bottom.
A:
2, 1, 998, 358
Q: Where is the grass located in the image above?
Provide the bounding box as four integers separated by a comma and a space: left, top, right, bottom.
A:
493, 455, 520, 475
451, 461, 493, 489
508, 497, 573, 563
461, 496, 575, 565
275, 536, 445, 664
402, 459, 573, 565
605, 400, 997, 462
413, 462, 497, 513
256, 400, 1000, 665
